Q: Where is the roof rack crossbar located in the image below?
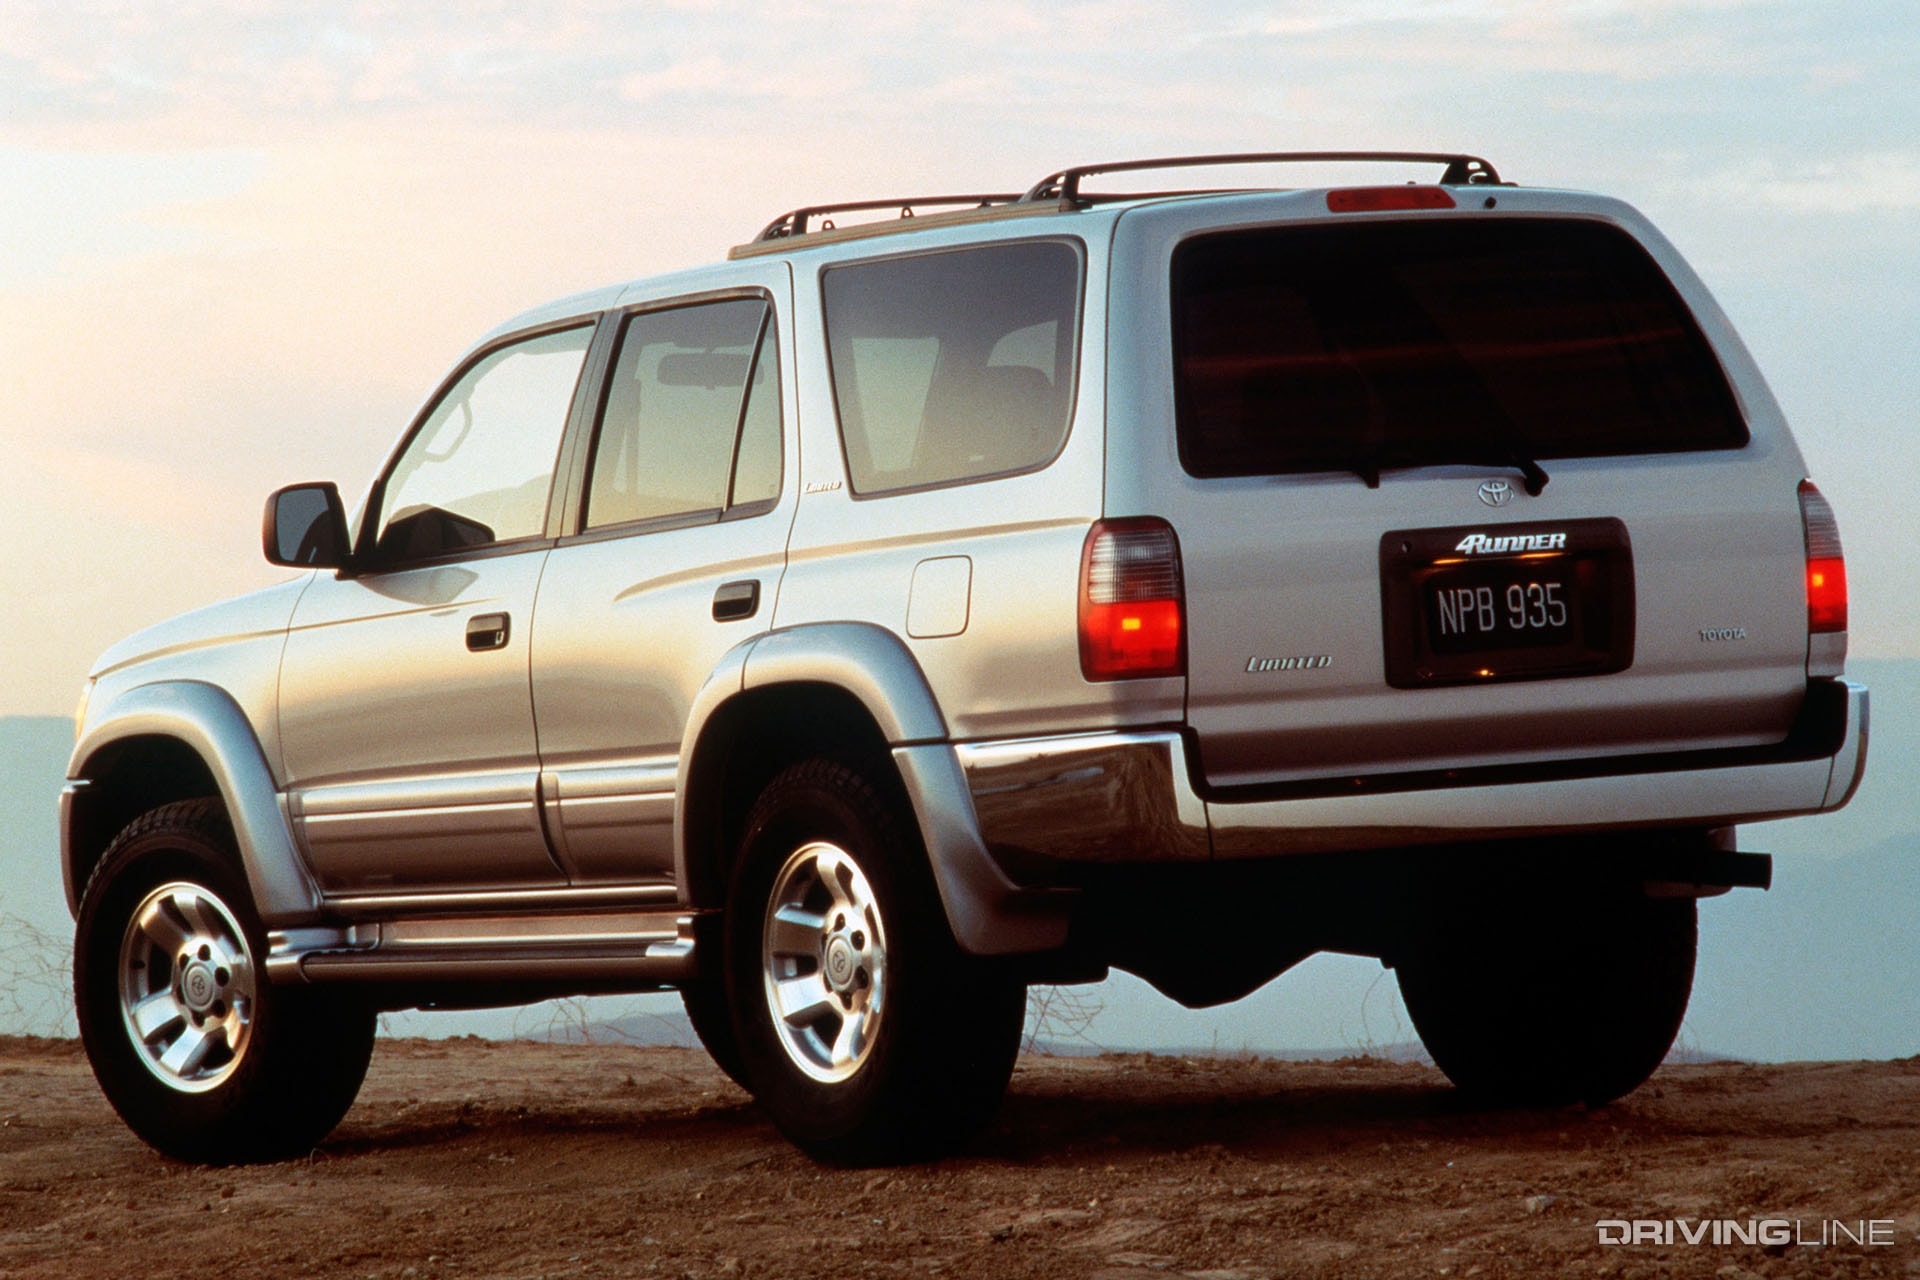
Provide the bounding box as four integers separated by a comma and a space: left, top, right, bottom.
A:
1019, 151, 1503, 204
754, 194, 1023, 243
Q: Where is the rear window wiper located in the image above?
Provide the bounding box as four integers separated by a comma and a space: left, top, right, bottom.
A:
1337, 449, 1545, 494
1460, 422, 1551, 496
1510, 454, 1550, 496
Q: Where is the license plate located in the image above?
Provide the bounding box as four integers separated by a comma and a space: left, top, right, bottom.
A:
1381, 519, 1634, 688
1426, 564, 1578, 655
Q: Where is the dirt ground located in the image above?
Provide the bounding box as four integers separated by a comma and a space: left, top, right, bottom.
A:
1, 1037, 1917, 1280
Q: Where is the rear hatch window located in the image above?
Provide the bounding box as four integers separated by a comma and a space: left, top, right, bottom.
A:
1171, 218, 1747, 480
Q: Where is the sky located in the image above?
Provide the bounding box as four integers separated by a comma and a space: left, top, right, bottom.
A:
3, 1, 1919, 715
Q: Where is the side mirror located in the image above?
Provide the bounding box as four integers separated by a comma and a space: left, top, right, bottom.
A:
264, 482, 351, 569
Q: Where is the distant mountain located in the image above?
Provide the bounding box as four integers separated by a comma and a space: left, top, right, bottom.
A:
1746, 657, 1920, 860
1683, 657, 1920, 1061
1, 716, 79, 1036
1, 716, 76, 938
527, 1006, 699, 1048
1689, 825, 1920, 1062
1, 721, 76, 940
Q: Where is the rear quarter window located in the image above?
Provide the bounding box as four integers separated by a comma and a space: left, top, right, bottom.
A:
823, 240, 1081, 496
1171, 218, 1748, 479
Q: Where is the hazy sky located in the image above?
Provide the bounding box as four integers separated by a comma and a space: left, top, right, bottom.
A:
4, 0, 1918, 715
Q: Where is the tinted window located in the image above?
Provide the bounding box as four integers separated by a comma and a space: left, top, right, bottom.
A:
824, 241, 1080, 495
730, 322, 782, 508
375, 326, 591, 561
1171, 219, 1747, 480
586, 299, 780, 528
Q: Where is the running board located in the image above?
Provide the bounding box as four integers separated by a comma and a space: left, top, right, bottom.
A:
266, 910, 698, 986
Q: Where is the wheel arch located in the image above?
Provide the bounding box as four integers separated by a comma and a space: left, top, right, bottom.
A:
675, 622, 1072, 956
65, 681, 321, 926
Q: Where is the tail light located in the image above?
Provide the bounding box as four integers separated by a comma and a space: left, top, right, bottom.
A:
1079, 518, 1185, 681
1799, 480, 1848, 633
1326, 186, 1456, 213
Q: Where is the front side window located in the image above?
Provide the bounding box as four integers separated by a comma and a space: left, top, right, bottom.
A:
374, 326, 592, 561
585, 298, 780, 529
823, 240, 1081, 496
1171, 218, 1748, 480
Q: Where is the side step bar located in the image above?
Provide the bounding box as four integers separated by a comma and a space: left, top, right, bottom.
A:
266, 910, 699, 986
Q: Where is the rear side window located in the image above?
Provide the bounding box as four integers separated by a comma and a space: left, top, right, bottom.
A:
1171, 218, 1747, 480
586, 298, 780, 529
824, 240, 1080, 496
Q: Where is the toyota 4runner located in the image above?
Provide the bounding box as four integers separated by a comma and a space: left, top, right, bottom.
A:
62, 152, 1868, 1165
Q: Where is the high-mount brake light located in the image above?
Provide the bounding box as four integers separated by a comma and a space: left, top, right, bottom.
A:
1079, 518, 1185, 681
1326, 186, 1457, 213
1799, 479, 1848, 634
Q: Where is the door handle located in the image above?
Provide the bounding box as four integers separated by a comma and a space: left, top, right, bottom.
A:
712, 580, 760, 622
466, 612, 511, 651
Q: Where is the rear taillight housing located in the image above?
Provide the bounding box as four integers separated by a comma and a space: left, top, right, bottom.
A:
1799, 479, 1848, 634
1079, 518, 1185, 681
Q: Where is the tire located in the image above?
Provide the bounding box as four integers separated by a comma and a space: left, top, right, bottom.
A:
680, 970, 750, 1089
1395, 889, 1696, 1108
73, 799, 377, 1163
726, 758, 1025, 1165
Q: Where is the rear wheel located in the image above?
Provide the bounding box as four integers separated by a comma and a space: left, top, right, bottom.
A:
1395, 889, 1696, 1108
74, 800, 376, 1163
727, 759, 1025, 1165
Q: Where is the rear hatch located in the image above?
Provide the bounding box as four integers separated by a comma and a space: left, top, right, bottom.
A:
1108, 189, 1815, 790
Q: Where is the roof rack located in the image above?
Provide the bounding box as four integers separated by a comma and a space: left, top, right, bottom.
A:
753, 194, 1023, 243
1021, 151, 1504, 203
742, 151, 1505, 249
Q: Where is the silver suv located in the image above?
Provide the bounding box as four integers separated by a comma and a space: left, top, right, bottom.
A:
63, 152, 1867, 1165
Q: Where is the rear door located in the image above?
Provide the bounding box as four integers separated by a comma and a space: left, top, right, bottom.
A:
530, 268, 796, 885
1109, 193, 1813, 789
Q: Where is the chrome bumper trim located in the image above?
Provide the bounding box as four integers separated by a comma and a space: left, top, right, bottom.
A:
956, 731, 1209, 864
957, 681, 1869, 863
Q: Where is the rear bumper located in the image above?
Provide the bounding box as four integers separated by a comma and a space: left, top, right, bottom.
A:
956, 679, 1868, 865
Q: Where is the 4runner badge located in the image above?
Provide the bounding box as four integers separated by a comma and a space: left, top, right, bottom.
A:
1478, 480, 1515, 507
1455, 531, 1568, 555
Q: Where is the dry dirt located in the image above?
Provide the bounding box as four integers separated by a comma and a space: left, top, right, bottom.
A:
1, 1036, 1917, 1279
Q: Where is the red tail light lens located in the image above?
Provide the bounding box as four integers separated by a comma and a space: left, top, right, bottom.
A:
1079, 518, 1185, 681
1326, 186, 1456, 213
1799, 479, 1848, 633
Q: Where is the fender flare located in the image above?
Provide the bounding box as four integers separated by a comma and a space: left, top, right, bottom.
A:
742, 621, 949, 745
66, 680, 321, 927
675, 622, 1070, 955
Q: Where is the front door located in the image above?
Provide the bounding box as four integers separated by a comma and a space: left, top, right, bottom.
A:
279, 322, 598, 895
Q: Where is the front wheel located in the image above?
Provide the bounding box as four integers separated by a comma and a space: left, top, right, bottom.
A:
74, 800, 376, 1163
727, 759, 1025, 1165
1395, 889, 1696, 1108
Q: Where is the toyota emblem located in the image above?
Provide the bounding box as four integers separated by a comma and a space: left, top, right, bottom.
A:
1478, 479, 1515, 508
